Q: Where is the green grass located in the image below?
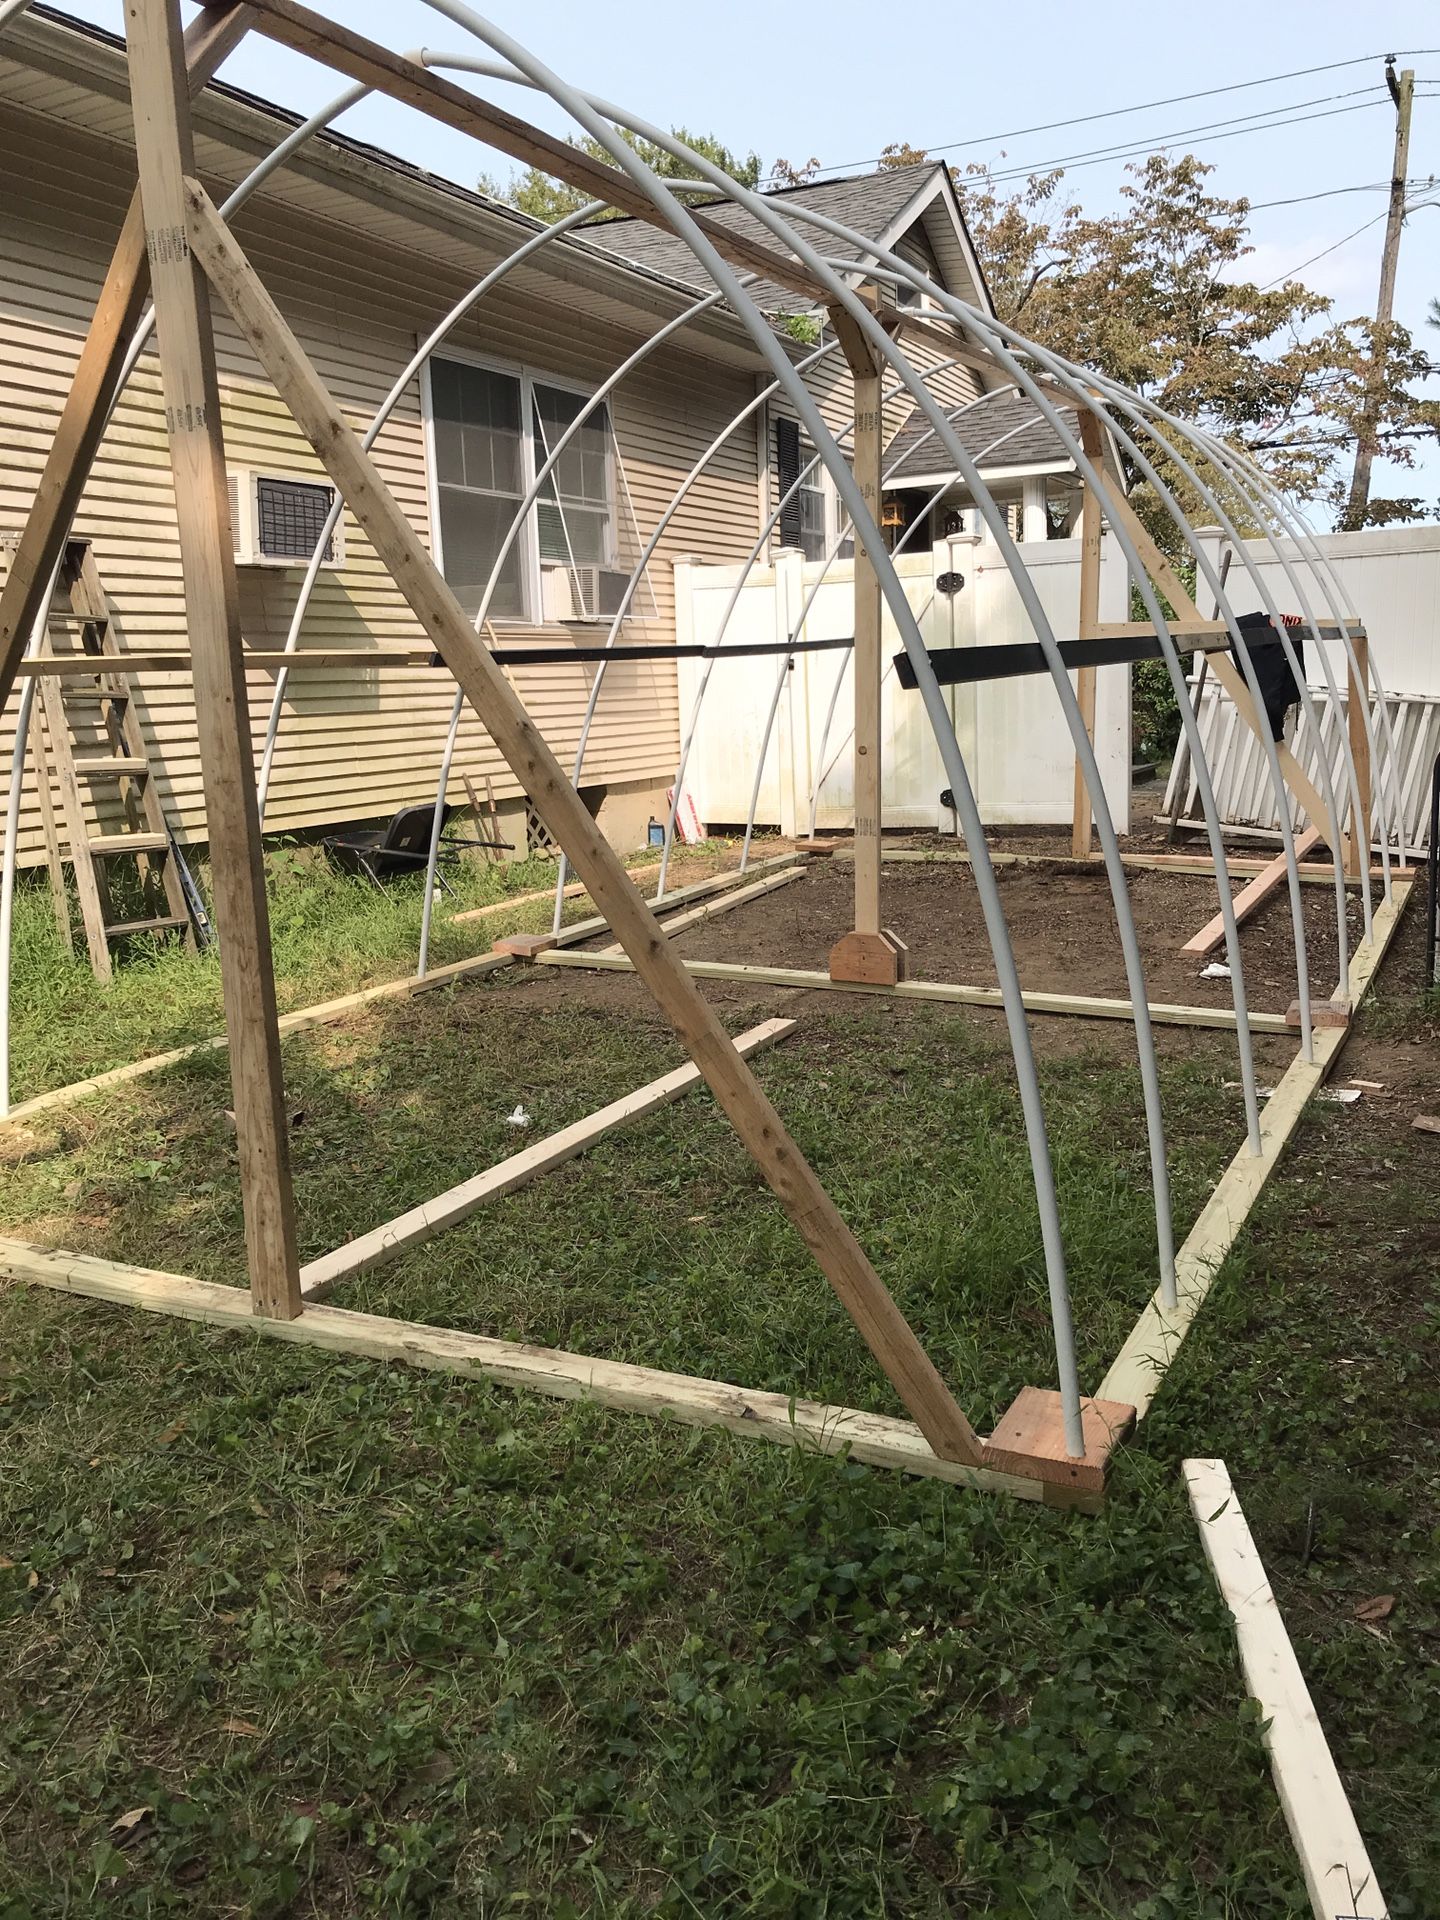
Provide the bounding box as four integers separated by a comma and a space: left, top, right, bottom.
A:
0, 858, 1434, 1915
3, 839, 717, 1105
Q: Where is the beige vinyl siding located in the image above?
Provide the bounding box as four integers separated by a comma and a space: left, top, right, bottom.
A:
762, 310, 985, 536
0, 100, 761, 864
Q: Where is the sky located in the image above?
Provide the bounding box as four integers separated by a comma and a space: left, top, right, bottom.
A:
39, 0, 1440, 513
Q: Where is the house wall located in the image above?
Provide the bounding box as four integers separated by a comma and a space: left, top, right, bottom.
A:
0, 99, 761, 865
762, 324, 986, 544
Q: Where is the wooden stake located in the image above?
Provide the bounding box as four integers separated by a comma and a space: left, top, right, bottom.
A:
0, 3, 255, 721
184, 183, 983, 1466
1345, 631, 1372, 879
1071, 415, 1104, 858
828, 301, 903, 988
127, 0, 300, 1320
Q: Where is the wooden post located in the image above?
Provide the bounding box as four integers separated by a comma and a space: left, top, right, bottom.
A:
185, 183, 983, 1466
1345, 631, 1372, 878
827, 301, 905, 986
0, 4, 254, 723
1071, 416, 1105, 858
126, 0, 301, 1320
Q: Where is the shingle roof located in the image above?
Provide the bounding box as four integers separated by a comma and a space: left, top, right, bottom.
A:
583, 164, 942, 313
885, 390, 1078, 480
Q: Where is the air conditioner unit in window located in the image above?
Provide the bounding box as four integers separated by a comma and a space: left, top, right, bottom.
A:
227, 468, 346, 571
540, 562, 631, 622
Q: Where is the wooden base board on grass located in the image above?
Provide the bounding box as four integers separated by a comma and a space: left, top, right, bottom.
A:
301, 1016, 797, 1298
1184, 1459, 1388, 1920
534, 949, 1294, 1035
0, 1236, 1108, 1509
0, 855, 805, 1131
1179, 828, 1323, 957
1098, 883, 1411, 1418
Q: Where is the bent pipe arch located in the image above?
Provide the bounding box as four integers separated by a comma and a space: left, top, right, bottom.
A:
652, 353, 968, 899
419, 0, 1094, 1449
547, 339, 842, 931
743, 394, 1037, 869
1092, 384, 1383, 939
965, 355, 1323, 1055
1172, 419, 1400, 893
1197, 433, 1405, 876
1110, 396, 1368, 967
411, 259, 738, 975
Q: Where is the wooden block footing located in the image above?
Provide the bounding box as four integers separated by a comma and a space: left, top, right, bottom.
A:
981, 1386, 1136, 1495
829, 928, 909, 986
1285, 996, 1350, 1030
493, 932, 558, 961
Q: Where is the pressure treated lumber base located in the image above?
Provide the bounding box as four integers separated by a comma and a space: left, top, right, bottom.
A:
1185, 1460, 1388, 1920
1286, 997, 1350, 1030
533, 949, 1294, 1034
300, 1016, 797, 1298
984, 1387, 1135, 1496
0, 1237, 1113, 1510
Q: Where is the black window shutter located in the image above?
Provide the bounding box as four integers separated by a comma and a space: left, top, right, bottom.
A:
774, 416, 802, 549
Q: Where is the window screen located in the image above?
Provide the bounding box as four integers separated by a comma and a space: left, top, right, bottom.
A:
430, 358, 526, 620
255, 475, 338, 561
533, 383, 615, 611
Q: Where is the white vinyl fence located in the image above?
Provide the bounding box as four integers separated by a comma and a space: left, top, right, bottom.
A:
1163, 524, 1440, 850
673, 536, 1132, 836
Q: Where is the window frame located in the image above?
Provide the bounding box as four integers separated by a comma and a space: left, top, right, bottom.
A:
421, 345, 619, 623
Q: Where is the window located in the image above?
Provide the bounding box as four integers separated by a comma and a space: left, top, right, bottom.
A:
426, 355, 619, 621
774, 415, 829, 563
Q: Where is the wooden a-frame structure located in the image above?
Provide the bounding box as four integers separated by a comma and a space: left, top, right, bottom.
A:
0, 0, 1384, 1507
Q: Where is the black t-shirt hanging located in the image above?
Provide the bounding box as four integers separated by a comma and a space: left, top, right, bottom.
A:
1233, 611, 1305, 741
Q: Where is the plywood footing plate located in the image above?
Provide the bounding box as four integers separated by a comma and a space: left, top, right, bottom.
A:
1286, 996, 1350, 1030
829, 928, 909, 986
493, 932, 557, 960
982, 1387, 1136, 1495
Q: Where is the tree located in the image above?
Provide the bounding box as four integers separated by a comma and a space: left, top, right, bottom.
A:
877, 142, 928, 170
959, 155, 1440, 531
482, 126, 762, 224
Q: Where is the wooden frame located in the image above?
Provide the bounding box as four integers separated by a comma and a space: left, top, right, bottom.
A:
1184, 1460, 1388, 1920
0, 0, 1408, 1513
0, 0, 1156, 1498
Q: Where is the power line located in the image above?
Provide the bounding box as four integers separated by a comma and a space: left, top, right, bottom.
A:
1259, 208, 1392, 287
981, 87, 1383, 182
985, 96, 1390, 185
765, 48, 1439, 183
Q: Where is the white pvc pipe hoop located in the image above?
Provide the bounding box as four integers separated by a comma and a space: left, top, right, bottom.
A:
417, 1, 1151, 1449
3, 5, 1401, 1453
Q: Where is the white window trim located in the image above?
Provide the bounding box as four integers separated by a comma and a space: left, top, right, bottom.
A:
421, 344, 618, 623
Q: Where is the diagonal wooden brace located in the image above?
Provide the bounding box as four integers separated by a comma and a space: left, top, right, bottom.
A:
182, 178, 986, 1468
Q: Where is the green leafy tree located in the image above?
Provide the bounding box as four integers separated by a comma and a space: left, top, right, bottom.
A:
481, 126, 762, 224
960, 154, 1440, 531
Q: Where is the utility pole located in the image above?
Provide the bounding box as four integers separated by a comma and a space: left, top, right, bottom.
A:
1340, 57, 1414, 531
